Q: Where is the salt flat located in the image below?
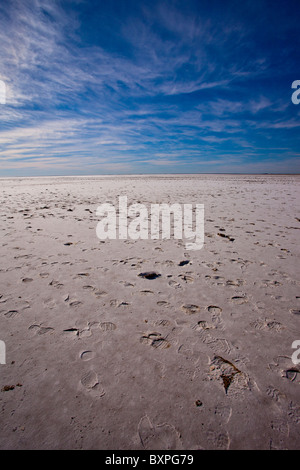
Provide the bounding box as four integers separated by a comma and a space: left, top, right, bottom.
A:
0, 174, 299, 449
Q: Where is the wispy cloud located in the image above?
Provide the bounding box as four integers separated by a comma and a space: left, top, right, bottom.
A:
0, 0, 299, 175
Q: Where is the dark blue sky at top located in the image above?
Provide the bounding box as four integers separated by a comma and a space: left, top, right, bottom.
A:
0, 0, 299, 175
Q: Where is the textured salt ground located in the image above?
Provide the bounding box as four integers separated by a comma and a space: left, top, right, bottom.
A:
0, 174, 299, 450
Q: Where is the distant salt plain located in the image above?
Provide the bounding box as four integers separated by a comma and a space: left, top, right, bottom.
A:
0, 174, 299, 449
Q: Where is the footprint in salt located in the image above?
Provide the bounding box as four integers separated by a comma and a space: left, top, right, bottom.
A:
80, 370, 105, 397
178, 274, 194, 283
110, 299, 130, 307
207, 430, 230, 450
4, 310, 19, 318
153, 319, 171, 327
290, 309, 300, 316
100, 322, 116, 331
193, 320, 211, 331
207, 305, 222, 314
181, 304, 200, 314
29, 324, 54, 335
74, 272, 90, 279
168, 280, 181, 289
226, 279, 244, 287
250, 318, 284, 332
269, 356, 300, 384
82, 285, 95, 291
63, 321, 100, 338
207, 306, 223, 328
94, 290, 108, 299
140, 332, 171, 350
49, 279, 64, 289
213, 403, 232, 425
69, 300, 83, 308
209, 355, 250, 396
138, 415, 182, 450
231, 295, 248, 305
139, 290, 154, 296
79, 351, 95, 361
119, 281, 135, 288
157, 301, 170, 307
259, 279, 282, 288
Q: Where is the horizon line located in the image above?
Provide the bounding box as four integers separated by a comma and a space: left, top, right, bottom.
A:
0, 172, 300, 179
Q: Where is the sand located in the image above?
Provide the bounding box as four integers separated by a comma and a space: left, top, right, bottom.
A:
0, 174, 299, 450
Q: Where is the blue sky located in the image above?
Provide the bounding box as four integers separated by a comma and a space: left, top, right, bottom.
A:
0, 0, 299, 176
